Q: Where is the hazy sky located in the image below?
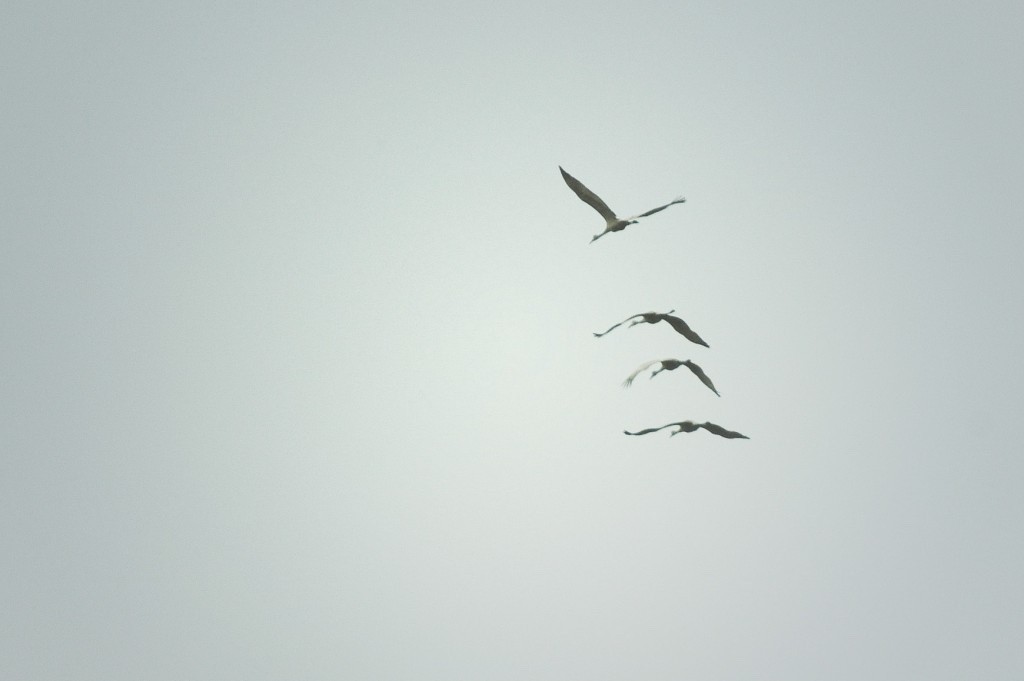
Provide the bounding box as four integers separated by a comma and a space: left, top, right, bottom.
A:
4, 1, 1024, 679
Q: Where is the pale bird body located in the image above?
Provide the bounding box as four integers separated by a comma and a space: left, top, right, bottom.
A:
559, 166, 686, 243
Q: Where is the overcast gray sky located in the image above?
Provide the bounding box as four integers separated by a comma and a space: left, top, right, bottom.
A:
3, 1, 1024, 679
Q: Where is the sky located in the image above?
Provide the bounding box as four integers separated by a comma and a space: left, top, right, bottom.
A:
3, 1, 1024, 679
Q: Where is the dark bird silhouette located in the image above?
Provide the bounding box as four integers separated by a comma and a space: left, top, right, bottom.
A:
624, 421, 749, 439
593, 310, 709, 347
559, 166, 686, 243
623, 358, 720, 396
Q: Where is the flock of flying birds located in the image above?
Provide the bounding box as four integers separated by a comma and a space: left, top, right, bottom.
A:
560, 166, 750, 442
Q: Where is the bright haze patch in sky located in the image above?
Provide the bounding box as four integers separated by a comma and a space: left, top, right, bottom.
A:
3, 1, 1023, 679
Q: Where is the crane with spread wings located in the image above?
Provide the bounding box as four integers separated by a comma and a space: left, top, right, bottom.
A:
593, 309, 709, 348
622, 358, 720, 396
624, 421, 749, 439
560, 166, 685, 243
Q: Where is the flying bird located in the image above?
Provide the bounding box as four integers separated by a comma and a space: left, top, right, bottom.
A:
623, 358, 720, 396
623, 421, 749, 439
593, 310, 709, 347
559, 166, 686, 243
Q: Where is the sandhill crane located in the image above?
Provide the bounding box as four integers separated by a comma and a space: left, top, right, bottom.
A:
593, 310, 709, 348
559, 166, 686, 243
624, 421, 749, 439
623, 358, 720, 396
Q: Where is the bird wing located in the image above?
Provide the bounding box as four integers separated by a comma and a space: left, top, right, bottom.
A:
623, 423, 677, 436
683, 360, 720, 396
698, 422, 749, 439
622, 359, 662, 387
627, 196, 686, 221
560, 166, 618, 224
663, 314, 710, 347
593, 314, 639, 338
